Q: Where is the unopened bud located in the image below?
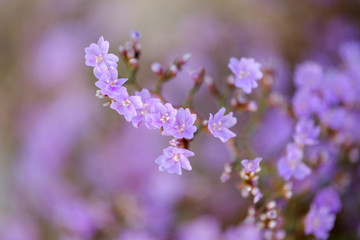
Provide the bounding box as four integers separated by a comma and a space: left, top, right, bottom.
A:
266, 201, 276, 210
227, 75, 235, 86
95, 90, 104, 98
129, 58, 139, 69
168, 64, 178, 77
204, 76, 214, 87
151, 62, 163, 76
119, 45, 126, 56
247, 101, 258, 112
130, 30, 140, 43
178, 53, 192, 65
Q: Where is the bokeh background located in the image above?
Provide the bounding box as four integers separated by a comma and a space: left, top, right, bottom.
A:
0, 0, 360, 239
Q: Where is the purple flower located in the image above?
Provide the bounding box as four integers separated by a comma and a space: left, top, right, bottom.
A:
294, 61, 323, 89
131, 89, 161, 128
312, 187, 342, 213
293, 118, 320, 146
305, 206, 335, 240
163, 108, 197, 139
84, 36, 119, 74
151, 102, 177, 129
155, 146, 194, 175
277, 143, 311, 180
208, 107, 237, 143
110, 87, 143, 122
241, 158, 262, 173
223, 223, 262, 240
292, 89, 326, 118
95, 66, 127, 98
228, 57, 263, 94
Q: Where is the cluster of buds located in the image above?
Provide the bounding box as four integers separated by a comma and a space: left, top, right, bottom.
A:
281, 182, 293, 200
151, 53, 192, 79
220, 162, 233, 183
230, 93, 258, 112
244, 202, 285, 240
237, 158, 263, 203
119, 31, 141, 70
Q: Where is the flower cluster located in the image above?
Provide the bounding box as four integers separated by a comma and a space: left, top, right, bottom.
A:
277, 118, 320, 181
305, 187, 341, 239
238, 158, 263, 203
85, 34, 241, 176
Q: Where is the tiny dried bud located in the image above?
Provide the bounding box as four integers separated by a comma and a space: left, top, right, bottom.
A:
266, 201, 276, 210
178, 53, 192, 65
151, 62, 164, 76
247, 101, 258, 112
204, 76, 214, 87
267, 209, 277, 219
95, 90, 104, 98
169, 138, 181, 147
168, 64, 178, 77
119, 45, 126, 56
128, 58, 139, 69
268, 220, 277, 229
126, 49, 135, 59
227, 75, 235, 86
130, 30, 140, 43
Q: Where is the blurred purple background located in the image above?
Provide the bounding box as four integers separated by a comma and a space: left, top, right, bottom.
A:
0, 0, 359, 239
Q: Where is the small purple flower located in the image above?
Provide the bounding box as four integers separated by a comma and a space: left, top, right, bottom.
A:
208, 107, 237, 143
277, 143, 311, 180
293, 118, 320, 146
292, 89, 326, 118
294, 61, 323, 89
312, 187, 342, 213
305, 206, 335, 240
241, 157, 262, 173
131, 89, 161, 128
85, 36, 119, 73
228, 57, 263, 94
155, 146, 194, 175
163, 108, 197, 139
110, 87, 143, 122
95, 66, 127, 98
151, 102, 177, 129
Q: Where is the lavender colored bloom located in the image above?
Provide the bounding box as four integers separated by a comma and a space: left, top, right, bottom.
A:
84, 36, 119, 73
293, 118, 320, 146
95, 66, 127, 98
155, 146, 194, 175
163, 108, 197, 139
305, 206, 335, 240
151, 102, 177, 129
312, 187, 342, 213
294, 61, 323, 89
292, 89, 326, 118
110, 87, 143, 122
208, 107, 237, 143
223, 223, 262, 240
253, 190, 263, 204
277, 143, 311, 180
241, 157, 262, 173
228, 57, 263, 94
131, 89, 161, 128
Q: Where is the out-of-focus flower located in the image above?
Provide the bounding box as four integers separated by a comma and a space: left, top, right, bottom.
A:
277, 143, 311, 180
293, 118, 320, 146
305, 206, 335, 240
208, 107, 237, 143
294, 61, 323, 89
110, 87, 143, 122
223, 223, 262, 240
312, 187, 342, 213
176, 216, 221, 240
155, 146, 194, 175
228, 57, 263, 94
163, 108, 197, 139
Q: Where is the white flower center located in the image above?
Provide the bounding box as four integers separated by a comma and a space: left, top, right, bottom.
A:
238, 70, 250, 79
173, 154, 180, 162
161, 113, 169, 123
95, 54, 104, 63
121, 99, 131, 107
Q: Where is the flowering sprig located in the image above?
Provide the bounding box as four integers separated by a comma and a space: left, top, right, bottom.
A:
85, 33, 263, 178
